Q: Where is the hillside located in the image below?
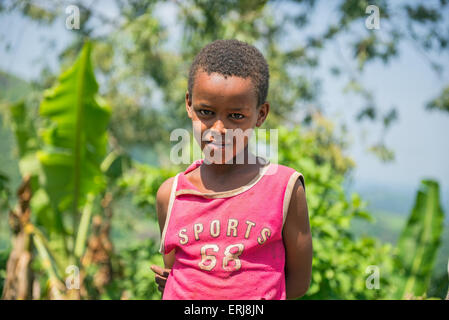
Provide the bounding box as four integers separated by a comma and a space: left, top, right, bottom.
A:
0, 70, 32, 103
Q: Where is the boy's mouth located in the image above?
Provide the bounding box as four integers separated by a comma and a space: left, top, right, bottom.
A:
206, 140, 231, 147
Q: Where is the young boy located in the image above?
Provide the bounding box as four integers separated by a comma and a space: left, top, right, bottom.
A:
150, 39, 312, 300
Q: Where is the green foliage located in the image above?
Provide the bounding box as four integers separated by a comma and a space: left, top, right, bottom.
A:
117, 162, 179, 215
277, 118, 395, 299
9, 101, 42, 179
110, 238, 163, 300
38, 41, 111, 214
0, 247, 10, 295
0, 71, 32, 103
368, 144, 395, 162
3, 42, 115, 298
0, 171, 10, 212
427, 86, 449, 113
10, 102, 38, 158
393, 180, 445, 299
14, 0, 56, 24
3, 0, 449, 164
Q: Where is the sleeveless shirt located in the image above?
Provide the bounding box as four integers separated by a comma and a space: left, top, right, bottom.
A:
159, 157, 305, 300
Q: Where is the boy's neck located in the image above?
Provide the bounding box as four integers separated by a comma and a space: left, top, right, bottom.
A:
201, 147, 264, 178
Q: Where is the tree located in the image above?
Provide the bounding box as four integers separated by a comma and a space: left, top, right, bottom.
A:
2, 0, 448, 162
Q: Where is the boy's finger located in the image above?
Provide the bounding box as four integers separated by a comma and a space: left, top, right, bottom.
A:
157, 285, 164, 294
155, 276, 167, 286
155, 272, 166, 280
150, 265, 160, 273
154, 273, 166, 280
150, 265, 165, 275
150, 265, 170, 277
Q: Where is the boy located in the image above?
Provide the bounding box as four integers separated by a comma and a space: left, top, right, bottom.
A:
151, 39, 312, 300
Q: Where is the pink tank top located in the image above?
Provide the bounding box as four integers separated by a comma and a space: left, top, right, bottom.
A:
159, 158, 305, 300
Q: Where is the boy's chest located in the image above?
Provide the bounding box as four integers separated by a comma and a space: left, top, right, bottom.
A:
171, 212, 285, 274
171, 192, 283, 242
168, 195, 285, 271
176, 216, 275, 246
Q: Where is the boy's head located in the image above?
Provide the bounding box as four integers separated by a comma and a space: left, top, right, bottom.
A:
186, 39, 270, 164
187, 39, 269, 107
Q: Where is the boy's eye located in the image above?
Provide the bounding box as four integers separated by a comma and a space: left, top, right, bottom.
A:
230, 113, 244, 119
198, 109, 244, 120
199, 109, 213, 116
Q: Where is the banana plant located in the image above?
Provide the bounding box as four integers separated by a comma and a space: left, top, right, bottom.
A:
4, 40, 112, 299
394, 179, 445, 299
37, 40, 111, 266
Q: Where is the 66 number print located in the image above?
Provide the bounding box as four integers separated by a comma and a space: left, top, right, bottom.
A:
199, 243, 244, 271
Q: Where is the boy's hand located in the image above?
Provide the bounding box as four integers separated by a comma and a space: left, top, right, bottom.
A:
150, 265, 171, 295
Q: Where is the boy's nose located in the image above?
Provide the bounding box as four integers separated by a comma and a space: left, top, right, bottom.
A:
211, 119, 227, 134
207, 120, 229, 143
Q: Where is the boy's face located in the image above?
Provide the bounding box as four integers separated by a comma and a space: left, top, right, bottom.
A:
186, 70, 269, 164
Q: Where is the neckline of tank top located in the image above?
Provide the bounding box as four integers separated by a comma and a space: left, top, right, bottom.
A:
175, 157, 272, 199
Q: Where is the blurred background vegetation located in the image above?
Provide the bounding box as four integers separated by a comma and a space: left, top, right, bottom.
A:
0, 0, 448, 299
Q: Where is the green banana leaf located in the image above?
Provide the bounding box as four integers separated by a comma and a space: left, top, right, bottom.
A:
9, 101, 41, 176
0, 171, 10, 210
37, 40, 111, 219
394, 179, 445, 299
10, 101, 38, 158
8, 101, 64, 236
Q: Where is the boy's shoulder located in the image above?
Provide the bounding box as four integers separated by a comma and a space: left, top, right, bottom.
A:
271, 162, 305, 191
155, 176, 178, 230
156, 176, 176, 203
156, 176, 177, 216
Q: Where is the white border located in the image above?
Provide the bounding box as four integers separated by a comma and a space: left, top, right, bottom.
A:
282, 171, 305, 228
159, 173, 180, 254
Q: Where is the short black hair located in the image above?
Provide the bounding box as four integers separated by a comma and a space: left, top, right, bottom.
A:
188, 39, 269, 107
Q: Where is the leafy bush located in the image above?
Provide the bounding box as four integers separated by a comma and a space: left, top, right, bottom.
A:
276, 115, 396, 299
111, 239, 163, 300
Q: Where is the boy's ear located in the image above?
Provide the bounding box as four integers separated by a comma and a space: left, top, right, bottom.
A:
185, 91, 193, 119
256, 102, 269, 127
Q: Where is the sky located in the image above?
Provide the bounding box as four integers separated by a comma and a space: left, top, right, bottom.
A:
0, 1, 448, 212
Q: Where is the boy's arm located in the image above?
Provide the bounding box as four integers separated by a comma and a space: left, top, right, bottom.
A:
151, 177, 176, 294
282, 178, 313, 299
156, 177, 176, 269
